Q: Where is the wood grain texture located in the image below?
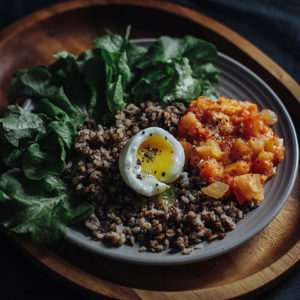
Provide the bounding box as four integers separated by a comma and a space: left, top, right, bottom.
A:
0, 1, 299, 299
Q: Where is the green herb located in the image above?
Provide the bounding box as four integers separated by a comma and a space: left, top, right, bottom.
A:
35, 98, 76, 149
0, 169, 93, 244
0, 105, 45, 147
0, 144, 23, 167
22, 132, 66, 180
132, 57, 203, 105
92, 26, 146, 121
131, 35, 219, 103
154, 187, 177, 208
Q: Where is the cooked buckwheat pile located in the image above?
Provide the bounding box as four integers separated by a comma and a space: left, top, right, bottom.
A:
67, 101, 256, 254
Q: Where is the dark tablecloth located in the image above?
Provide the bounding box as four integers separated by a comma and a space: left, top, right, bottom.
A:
1, 1, 299, 299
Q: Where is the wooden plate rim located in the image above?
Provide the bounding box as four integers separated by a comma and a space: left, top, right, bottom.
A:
1, 0, 299, 299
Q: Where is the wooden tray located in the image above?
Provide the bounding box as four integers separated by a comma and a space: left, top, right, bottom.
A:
1, 1, 299, 299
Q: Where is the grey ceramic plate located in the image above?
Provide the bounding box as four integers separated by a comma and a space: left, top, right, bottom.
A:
65, 39, 299, 266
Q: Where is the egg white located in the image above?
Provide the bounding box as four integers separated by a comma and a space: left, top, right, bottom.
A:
118, 127, 185, 196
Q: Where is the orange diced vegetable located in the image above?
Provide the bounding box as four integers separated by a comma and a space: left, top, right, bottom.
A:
201, 181, 229, 199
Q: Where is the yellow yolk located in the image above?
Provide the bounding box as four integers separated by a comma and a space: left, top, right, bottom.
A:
119, 127, 185, 196
136, 135, 174, 182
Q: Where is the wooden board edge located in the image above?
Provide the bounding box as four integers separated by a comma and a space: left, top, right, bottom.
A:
12, 234, 142, 300
12, 232, 300, 300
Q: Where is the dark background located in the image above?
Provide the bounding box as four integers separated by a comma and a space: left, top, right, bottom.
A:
1, 0, 299, 299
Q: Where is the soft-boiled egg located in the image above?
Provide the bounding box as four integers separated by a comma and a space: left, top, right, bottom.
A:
119, 127, 185, 196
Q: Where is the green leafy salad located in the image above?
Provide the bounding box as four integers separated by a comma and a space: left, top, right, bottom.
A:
0, 27, 219, 244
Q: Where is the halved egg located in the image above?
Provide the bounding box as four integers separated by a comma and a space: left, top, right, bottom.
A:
119, 127, 185, 196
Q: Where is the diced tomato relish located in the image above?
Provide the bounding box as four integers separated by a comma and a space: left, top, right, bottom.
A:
178, 96, 284, 205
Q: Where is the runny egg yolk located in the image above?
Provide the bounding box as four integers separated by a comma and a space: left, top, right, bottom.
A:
119, 126, 185, 196
136, 135, 174, 182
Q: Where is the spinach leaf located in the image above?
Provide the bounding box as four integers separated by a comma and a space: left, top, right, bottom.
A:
159, 57, 202, 105
136, 35, 218, 71
132, 58, 202, 105
94, 37, 129, 116
131, 77, 155, 103
126, 42, 147, 68
0, 105, 45, 147
7, 67, 57, 103
50, 86, 83, 125
35, 98, 69, 122
93, 34, 124, 53
0, 169, 93, 244
49, 53, 90, 118
81, 50, 106, 120
47, 120, 76, 150
92, 29, 146, 119
194, 62, 219, 91
22, 132, 66, 180
34, 98, 76, 148
106, 74, 126, 113
132, 36, 219, 104
0, 143, 23, 167
136, 36, 186, 69
7, 63, 87, 126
